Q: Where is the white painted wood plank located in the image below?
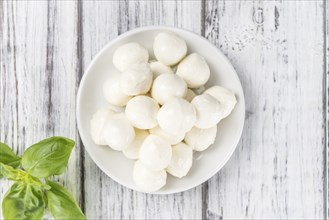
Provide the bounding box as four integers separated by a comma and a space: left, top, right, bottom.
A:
0, 1, 83, 218
204, 1, 326, 219
324, 1, 329, 219
81, 1, 203, 219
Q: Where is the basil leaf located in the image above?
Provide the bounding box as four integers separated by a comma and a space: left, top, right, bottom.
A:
0, 162, 26, 181
2, 181, 46, 220
46, 180, 86, 220
0, 142, 21, 168
21, 136, 75, 178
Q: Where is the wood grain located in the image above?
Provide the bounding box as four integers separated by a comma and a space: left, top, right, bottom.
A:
0, 0, 327, 219
81, 1, 203, 219
323, 1, 329, 219
0, 0, 83, 218
204, 1, 326, 219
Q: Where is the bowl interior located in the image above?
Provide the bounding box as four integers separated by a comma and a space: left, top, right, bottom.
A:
77, 27, 245, 194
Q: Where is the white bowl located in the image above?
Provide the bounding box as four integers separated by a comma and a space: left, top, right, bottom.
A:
77, 26, 245, 194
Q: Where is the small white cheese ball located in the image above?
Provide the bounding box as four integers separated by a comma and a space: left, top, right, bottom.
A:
123, 129, 149, 159
90, 108, 115, 145
149, 126, 185, 145
120, 62, 153, 96
125, 96, 159, 129
176, 53, 210, 88
157, 97, 196, 135
153, 32, 187, 66
139, 134, 172, 171
151, 74, 187, 105
102, 113, 135, 151
185, 89, 196, 102
166, 142, 193, 178
113, 42, 149, 72
149, 61, 174, 78
133, 160, 167, 192
204, 86, 237, 118
184, 126, 217, 151
191, 94, 226, 129
103, 75, 132, 106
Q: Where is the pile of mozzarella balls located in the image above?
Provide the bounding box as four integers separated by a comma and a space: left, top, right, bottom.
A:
90, 32, 237, 192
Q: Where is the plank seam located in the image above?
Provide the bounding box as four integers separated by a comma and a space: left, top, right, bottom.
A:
202, 182, 209, 220
201, 0, 209, 219
77, 0, 85, 213
46, 1, 54, 134
201, 0, 206, 37
324, 0, 328, 219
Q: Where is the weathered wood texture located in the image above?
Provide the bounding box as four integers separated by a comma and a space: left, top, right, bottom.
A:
0, 0, 327, 219
0, 0, 83, 218
204, 1, 326, 219
323, 1, 329, 219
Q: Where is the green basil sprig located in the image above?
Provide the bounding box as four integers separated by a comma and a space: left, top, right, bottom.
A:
0, 137, 86, 220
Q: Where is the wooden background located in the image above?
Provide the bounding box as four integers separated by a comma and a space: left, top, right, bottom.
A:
0, 0, 327, 219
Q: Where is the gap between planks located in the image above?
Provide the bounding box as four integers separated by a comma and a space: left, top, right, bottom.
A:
325, 0, 329, 218
77, 0, 85, 213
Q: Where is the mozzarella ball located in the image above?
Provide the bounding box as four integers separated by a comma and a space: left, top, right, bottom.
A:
176, 53, 210, 88
157, 97, 196, 135
185, 89, 196, 102
90, 108, 115, 145
184, 126, 217, 151
153, 32, 187, 66
103, 75, 132, 106
204, 86, 237, 118
191, 94, 226, 129
149, 126, 185, 145
102, 113, 135, 151
139, 134, 172, 171
166, 142, 193, 178
133, 160, 167, 192
120, 62, 153, 96
113, 43, 149, 71
150, 61, 174, 78
151, 74, 187, 105
125, 96, 159, 129
123, 129, 149, 159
